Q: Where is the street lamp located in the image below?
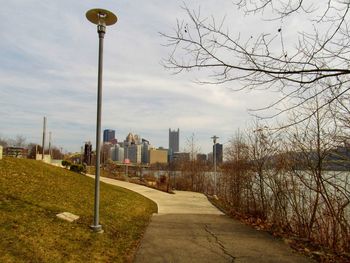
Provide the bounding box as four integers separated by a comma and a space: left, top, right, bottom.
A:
211, 135, 219, 197
86, 8, 117, 233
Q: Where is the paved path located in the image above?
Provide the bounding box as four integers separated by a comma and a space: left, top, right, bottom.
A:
90, 175, 222, 215
87, 175, 313, 263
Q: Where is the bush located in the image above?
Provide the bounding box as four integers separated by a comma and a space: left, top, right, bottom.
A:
70, 164, 85, 174
159, 175, 167, 184
61, 160, 71, 168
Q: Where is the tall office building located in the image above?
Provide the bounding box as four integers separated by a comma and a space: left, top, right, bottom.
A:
127, 144, 142, 164
103, 129, 115, 143
213, 143, 223, 164
141, 140, 152, 164
125, 132, 141, 145
110, 144, 124, 162
83, 142, 92, 165
169, 128, 180, 154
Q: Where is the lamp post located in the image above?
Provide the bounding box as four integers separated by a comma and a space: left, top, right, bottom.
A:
211, 135, 219, 197
86, 8, 117, 233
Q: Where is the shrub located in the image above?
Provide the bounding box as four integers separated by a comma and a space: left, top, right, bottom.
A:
61, 160, 71, 168
70, 164, 85, 174
159, 175, 167, 184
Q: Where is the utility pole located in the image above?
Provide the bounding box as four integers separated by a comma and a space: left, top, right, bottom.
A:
42, 117, 46, 160
211, 135, 219, 197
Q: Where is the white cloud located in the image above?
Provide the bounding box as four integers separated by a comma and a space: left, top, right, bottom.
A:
0, 0, 289, 154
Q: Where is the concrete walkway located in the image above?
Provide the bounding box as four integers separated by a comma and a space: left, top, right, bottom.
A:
90, 176, 222, 215
87, 175, 312, 263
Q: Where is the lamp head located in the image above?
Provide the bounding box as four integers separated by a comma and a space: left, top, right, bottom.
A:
86, 8, 117, 26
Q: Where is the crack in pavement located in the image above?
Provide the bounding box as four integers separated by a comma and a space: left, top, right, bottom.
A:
204, 224, 236, 262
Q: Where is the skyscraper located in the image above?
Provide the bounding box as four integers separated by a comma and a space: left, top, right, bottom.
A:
83, 142, 92, 165
169, 128, 180, 154
213, 143, 223, 164
110, 144, 124, 162
127, 144, 142, 164
103, 129, 115, 143
141, 140, 152, 164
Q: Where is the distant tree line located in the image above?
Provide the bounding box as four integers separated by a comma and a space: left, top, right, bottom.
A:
0, 135, 63, 159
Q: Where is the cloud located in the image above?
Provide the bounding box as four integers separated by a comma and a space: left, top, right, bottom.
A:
0, 0, 285, 154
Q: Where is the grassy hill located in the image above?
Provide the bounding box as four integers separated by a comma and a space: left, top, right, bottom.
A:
0, 157, 157, 262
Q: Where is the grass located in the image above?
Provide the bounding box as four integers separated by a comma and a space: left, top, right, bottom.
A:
0, 157, 157, 263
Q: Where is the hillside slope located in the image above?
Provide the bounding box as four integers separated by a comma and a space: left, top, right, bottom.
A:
0, 158, 157, 262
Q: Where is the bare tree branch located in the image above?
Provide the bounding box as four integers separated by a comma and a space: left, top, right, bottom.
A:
161, 1, 350, 123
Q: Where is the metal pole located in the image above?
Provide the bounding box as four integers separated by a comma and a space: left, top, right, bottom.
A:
211, 135, 219, 197
86, 8, 117, 233
42, 117, 46, 160
214, 143, 216, 196
91, 24, 105, 233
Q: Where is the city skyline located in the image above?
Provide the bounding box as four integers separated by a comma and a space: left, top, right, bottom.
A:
103, 128, 218, 157
0, 1, 283, 154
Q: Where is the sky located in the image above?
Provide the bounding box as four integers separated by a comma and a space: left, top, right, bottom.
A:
0, 0, 292, 154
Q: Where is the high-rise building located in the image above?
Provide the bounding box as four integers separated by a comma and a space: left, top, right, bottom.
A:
103, 129, 115, 143
110, 144, 124, 162
213, 143, 223, 164
141, 140, 152, 164
126, 144, 142, 164
169, 128, 180, 154
83, 142, 92, 165
124, 132, 142, 145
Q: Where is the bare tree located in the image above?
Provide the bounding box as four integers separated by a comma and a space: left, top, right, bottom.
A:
283, 94, 350, 252
246, 122, 276, 219
185, 133, 201, 161
180, 133, 209, 192
221, 130, 251, 210
14, 135, 27, 148
0, 136, 8, 147
162, 1, 350, 121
